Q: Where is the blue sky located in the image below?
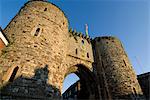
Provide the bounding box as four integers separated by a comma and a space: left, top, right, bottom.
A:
0, 0, 149, 93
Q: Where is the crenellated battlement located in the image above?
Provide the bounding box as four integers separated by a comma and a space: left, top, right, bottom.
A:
69, 28, 91, 44
67, 28, 94, 63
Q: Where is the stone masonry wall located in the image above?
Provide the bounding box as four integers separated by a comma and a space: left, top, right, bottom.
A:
0, 1, 69, 99
0, 0, 145, 100
60, 30, 95, 96
67, 29, 93, 63
0, 1, 95, 99
93, 36, 143, 99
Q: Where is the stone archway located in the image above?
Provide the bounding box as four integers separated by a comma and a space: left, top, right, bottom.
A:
62, 64, 100, 99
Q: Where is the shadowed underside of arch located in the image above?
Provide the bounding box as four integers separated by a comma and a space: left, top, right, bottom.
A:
63, 64, 100, 99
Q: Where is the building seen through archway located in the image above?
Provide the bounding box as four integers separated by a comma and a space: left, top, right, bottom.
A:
62, 64, 100, 99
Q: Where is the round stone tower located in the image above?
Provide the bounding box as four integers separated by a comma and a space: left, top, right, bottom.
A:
93, 36, 143, 99
0, 1, 68, 99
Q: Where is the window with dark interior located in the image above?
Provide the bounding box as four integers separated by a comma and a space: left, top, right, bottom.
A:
44, 8, 47, 11
9, 66, 19, 82
123, 60, 127, 66
87, 53, 89, 58
76, 49, 78, 55
34, 28, 40, 36
82, 40, 84, 45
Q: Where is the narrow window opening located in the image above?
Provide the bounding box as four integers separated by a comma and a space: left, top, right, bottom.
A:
82, 40, 84, 44
9, 66, 19, 82
87, 53, 89, 58
44, 8, 47, 11
76, 49, 78, 55
133, 87, 137, 96
123, 60, 126, 66
34, 28, 40, 36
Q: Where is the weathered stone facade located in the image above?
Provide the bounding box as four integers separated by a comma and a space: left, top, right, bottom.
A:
0, 0, 145, 100
92, 37, 144, 99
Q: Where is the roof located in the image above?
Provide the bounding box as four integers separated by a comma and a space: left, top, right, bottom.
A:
0, 27, 8, 46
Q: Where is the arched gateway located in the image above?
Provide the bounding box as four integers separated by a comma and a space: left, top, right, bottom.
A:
0, 1, 143, 100
63, 64, 100, 99
0, 1, 100, 99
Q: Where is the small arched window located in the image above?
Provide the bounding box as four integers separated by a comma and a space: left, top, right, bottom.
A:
34, 28, 40, 36
31, 26, 42, 37
9, 66, 19, 82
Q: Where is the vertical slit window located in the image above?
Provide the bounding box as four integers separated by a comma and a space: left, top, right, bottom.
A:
123, 60, 126, 66
9, 66, 19, 82
87, 53, 89, 58
76, 49, 78, 55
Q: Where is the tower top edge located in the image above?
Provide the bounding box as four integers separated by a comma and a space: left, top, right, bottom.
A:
24, 0, 68, 22
94, 36, 120, 41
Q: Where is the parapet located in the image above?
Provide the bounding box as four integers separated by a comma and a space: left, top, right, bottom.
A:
94, 36, 120, 42
69, 28, 91, 44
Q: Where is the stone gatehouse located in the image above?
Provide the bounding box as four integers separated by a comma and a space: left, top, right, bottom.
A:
0, 1, 144, 100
